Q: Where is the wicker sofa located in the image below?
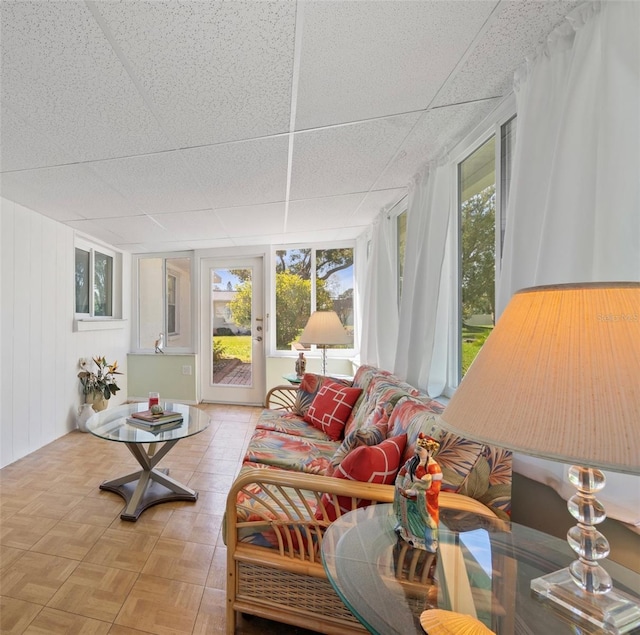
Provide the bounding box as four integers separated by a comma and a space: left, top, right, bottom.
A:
225, 365, 512, 634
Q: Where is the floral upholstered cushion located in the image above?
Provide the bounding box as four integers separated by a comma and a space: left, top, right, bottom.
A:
316, 434, 407, 522
345, 375, 422, 437
388, 397, 512, 518
303, 380, 362, 441
255, 409, 331, 441
244, 429, 340, 475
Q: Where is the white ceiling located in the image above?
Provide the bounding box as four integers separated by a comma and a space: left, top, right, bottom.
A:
0, 0, 581, 253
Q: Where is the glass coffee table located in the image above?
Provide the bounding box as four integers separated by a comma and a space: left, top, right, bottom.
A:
321, 503, 640, 634
86, 402, 209, 521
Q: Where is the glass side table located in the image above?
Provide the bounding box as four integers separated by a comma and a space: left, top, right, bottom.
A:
321, 503, 640, 635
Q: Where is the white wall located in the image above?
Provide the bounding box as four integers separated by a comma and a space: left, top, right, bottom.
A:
0, 198, 131, 468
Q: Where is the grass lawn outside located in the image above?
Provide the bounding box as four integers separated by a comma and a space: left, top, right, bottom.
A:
214, 335, 252, 362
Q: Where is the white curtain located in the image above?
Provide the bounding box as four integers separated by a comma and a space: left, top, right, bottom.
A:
500, 1, 640, 527
394, 163, 452, 395
359, 211, 399, 370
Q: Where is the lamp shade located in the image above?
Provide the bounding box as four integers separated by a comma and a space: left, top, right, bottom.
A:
299, 310, 351, 346
441, 282, 640, 475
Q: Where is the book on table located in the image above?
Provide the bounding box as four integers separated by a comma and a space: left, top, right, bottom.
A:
126, 417, 183, 432
127, 409, 184, 427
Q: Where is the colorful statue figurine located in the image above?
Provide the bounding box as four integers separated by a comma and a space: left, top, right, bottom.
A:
394, 433, 442, 552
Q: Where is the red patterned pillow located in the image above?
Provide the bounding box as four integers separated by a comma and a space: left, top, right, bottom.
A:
316, 434, 407, 521
304, 380, 362, 441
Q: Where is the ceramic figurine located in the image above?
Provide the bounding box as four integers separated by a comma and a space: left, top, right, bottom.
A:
394, 433, 442, 552
295, 351, 306, 377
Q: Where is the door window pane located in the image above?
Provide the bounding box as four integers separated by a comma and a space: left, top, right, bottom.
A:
459, 136, 496, 376
212, 268, 252, 386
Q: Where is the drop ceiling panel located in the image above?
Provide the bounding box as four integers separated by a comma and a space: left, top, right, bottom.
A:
181, 136, 289, 209
286, 193, 368, 232
93, 0, 296, 147
89, 152, 210, 214
150, 209, 227, 240
357, 188, 409, 222
0, 164, 142, 222
0, 106, 73, 172
433, 0, 583, 107
70, 214, 176, 245
375, 99, 501, 190
295, 0, 497, 130
216, 202, 287, 238
0, 1, 172, 165
290, 114, 422, 200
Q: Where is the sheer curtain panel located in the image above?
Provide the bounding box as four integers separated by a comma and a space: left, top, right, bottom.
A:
394, 163, 452, 396
498, 0, 640, 527
359, 212, 399, 370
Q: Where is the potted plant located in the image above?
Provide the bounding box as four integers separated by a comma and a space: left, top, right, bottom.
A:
78, 356, 122, 412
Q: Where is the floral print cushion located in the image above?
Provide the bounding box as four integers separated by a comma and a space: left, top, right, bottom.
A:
345, 375, 421, 436
244, 429, 340, 475
388, 397, 512, 518
255, 409, 332, 441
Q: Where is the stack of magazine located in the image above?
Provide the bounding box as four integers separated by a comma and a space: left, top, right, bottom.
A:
127, 409, 184, 431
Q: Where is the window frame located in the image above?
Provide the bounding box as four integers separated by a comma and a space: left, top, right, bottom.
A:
132, 251, 195, 353
74, 236, 122, 324
443, 96, 517, 397
269, 240, 357, 358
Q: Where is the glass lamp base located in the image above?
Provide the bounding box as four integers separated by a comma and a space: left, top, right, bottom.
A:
531, 568, 640, 634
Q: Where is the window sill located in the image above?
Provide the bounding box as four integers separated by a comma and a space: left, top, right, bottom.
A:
74, 319, 127, 332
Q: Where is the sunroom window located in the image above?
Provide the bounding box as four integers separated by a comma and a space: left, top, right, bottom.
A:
75, 239, 116, 318
274, 246, 354, 352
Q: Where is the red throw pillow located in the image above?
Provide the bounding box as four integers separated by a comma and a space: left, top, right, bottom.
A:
316, 434, 407, 522
304, 380, 362, 441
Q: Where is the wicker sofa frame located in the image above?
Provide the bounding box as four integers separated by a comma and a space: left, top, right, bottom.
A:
225, 384, 505, 634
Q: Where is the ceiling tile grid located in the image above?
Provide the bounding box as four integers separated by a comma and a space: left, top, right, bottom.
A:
0, 0, 587, 252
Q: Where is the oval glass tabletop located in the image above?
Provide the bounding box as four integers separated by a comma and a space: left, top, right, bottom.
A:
86, 402, 209, 443
321, 504, 640, 635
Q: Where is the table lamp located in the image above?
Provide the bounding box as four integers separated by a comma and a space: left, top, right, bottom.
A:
299, 310, 351, 376
441, 282, 640, 634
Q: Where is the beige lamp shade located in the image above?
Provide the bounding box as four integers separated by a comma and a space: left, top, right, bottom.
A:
441, 282, 640, 475
299, 310, 351, 346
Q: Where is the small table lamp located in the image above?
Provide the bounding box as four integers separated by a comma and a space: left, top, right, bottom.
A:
441, 282, 640, 633
299, 310, 351, 376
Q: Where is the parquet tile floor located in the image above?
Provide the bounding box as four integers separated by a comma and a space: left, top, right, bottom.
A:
0, 404, 318, 634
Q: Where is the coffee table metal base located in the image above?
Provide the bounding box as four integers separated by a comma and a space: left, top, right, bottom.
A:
100, 440, 197, 521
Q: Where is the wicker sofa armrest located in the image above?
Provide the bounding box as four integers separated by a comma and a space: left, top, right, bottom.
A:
265, 384, 299, 410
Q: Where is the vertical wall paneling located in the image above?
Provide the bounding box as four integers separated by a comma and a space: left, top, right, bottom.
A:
0, 198, 132, 468
12, 208, 31, 459
30, 212, 44, 450
0, 201, 15, 466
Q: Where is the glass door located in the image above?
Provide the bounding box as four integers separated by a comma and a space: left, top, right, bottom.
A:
200, 257, 264, 405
